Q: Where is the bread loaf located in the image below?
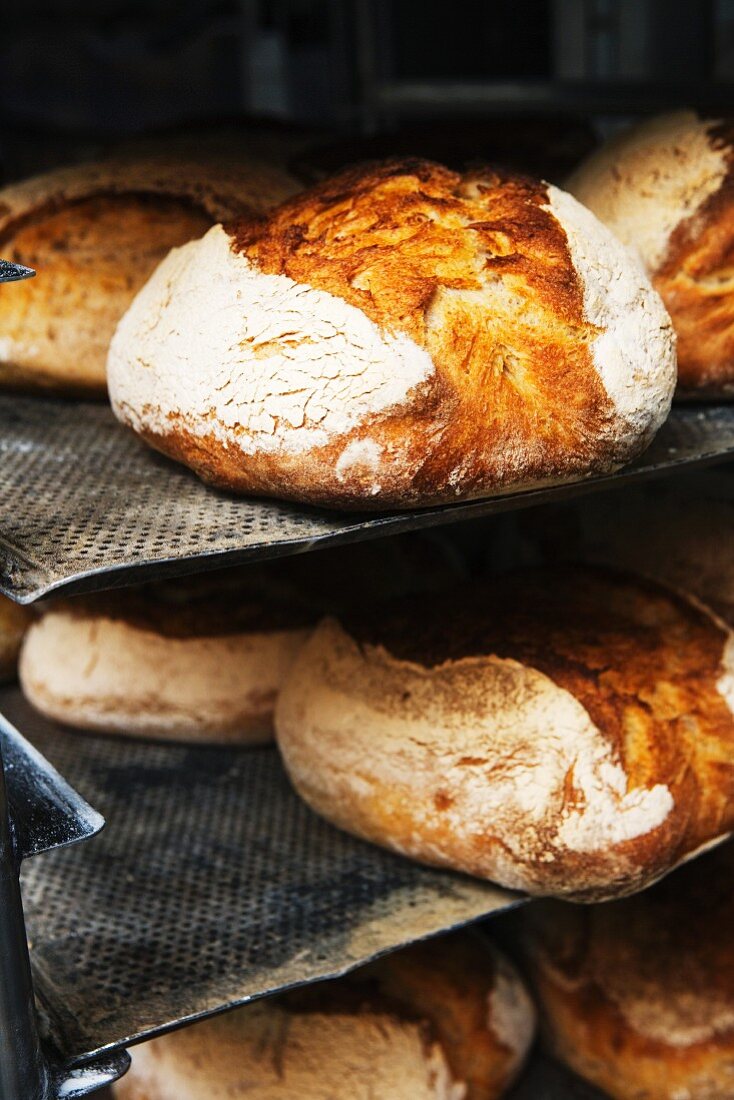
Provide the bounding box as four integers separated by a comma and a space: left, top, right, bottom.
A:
108, 158, 675, 509
0, 151, 298, 394
568, 110, 734, 397
275, 566, 734, 900
113, 931, 535, 1100
519, 841, 734, 1099
19, 536, 457, 742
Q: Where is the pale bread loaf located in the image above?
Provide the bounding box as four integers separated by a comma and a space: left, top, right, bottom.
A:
108, 159, 675, 509
0, 150, 299, 394
275, 566, 734, 901
19, 536, 458, 743
19, 573, 312, 744
113, 931, 535, 1100
519, 841, 734, 1099
568, 110, 734, 396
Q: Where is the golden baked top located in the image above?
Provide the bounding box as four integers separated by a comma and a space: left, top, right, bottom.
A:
230, 159, 615, 473
525, 840, 734, 1051
568, 111, 734, 393
340, 566, 734, 862
110, 157, 675, 507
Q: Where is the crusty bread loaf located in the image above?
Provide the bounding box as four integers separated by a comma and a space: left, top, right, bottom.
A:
108, 158, 675, 510
519, 840, 734, 1099
568, 110, 734, 397
0, 594, 33, 682
19, 536, 458, 743
113, 931, 535, 1100
275, 566, 734, 901
0, 151, 299, 395
19, 571, 312, 743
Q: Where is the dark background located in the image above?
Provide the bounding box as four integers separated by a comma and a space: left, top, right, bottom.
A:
3, 0, 734, 184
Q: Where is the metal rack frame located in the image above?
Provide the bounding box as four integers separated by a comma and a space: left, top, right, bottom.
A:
0, 718, 130, 1099
0, 261, 730, 1097
0, 263, 128, 1099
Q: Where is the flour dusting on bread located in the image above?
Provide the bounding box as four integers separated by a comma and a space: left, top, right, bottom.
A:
109, 224, 434, 455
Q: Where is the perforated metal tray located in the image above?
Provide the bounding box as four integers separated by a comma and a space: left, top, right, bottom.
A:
0, 688, 519, 1066
2, 395, 734, 602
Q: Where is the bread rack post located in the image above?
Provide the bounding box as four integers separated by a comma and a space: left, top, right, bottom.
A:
0, 712, 131, 1099
0, 740, 48, 1099
0, 259, 46, 1099
0, 261, 129, 1098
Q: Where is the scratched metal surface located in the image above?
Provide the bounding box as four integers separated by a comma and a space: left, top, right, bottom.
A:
0, 259, 35, 282
0, 688, 519, 1066
1, 395, 734, 602
0, 712, 103, 860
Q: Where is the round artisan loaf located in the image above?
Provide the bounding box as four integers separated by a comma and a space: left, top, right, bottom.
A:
0, 594, 33, 682
519, 840, 734, 1099
113, 931, 535, 1100
19, 535, 457, 743
568, 110, 734, 397
275, 566, 734, 901
0, 149, 298, 394
108, 158, 676, 510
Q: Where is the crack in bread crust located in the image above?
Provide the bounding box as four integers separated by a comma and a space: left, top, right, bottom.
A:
0, 152, 299, 394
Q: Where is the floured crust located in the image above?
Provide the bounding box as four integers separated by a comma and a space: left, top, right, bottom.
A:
19, 538, 458, 743
520, 841, 734, 1099
0, 594, 33, 682
568, 111, 734, 396
19, 566, 315, 743
274, 566, 734, 900
109, 158, 675, 510
0, 151, 299, 394
113, 931, 535, 1100
20, 609, 309, 744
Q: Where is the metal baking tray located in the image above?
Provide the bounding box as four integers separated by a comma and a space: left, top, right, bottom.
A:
0, 687, 519, 1067
2, 394, 734, 602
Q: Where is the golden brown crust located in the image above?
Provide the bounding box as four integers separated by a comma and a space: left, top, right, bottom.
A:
110, 157, 673, 509
0, 194, 212, 396
520, 842, 734, 1099
223, 159, 619, 503
0, 152, 299, 395
276, 566, 734, 899
653, 120, 734, 396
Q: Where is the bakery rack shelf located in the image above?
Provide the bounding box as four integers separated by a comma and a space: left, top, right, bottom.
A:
1, 687, 604, 1099
2, 393, 734, 604
2, 391, 733, 1098
1, 688, 516, 1066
